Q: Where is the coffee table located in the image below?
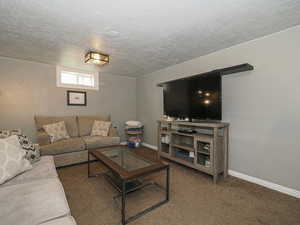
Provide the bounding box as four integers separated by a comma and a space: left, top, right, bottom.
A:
88, 145, 170, 225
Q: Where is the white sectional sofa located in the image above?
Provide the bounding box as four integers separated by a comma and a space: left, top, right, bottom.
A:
0, 156, 76, 225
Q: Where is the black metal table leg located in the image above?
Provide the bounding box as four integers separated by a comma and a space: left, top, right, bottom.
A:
122, 180, 126, 225
121, 166, 170, 224
166, 167, 170, 201
88, 152, 90, 176
88, 151, 90, 177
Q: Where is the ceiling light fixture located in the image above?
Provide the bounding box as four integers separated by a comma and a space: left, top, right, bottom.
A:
85, 51, 109, 65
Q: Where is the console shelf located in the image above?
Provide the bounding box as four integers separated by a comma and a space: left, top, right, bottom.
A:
172, 143, 194, 152
197, 150, 210, 155
157, 120, 229, 183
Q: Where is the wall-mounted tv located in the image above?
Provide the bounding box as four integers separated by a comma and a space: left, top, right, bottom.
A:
163, 73, 222, 121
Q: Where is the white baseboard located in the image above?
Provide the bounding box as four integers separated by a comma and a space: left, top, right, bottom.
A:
228, 170, 300, 199
142, 142, 300, 199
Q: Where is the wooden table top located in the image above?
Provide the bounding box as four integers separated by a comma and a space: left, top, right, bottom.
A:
90, 145, 168, 180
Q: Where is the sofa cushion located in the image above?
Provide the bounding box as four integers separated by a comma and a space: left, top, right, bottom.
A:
35, 115, 79, 137
54, 150, 89, 168
108, 127, 119, 137
82, 136, 120, 150
3, 156, 57, 186
78, 115, 111, 137
37, 131, 51, 146
40, 137, 86, 155
0, 178, 70, 225
40, 216, 76, 225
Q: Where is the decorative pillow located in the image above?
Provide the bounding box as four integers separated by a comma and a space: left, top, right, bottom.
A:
43, 121, 70, 143
0, 130, 10, 139
9, 129, 22, 136
0, 130, 41, 164
3, 135, 22, 147
91, 120, 111, 137
0, 137, 32, 184
17, 135, 41, 163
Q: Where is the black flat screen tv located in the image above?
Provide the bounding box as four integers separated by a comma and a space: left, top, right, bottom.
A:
163, 73, 221, 121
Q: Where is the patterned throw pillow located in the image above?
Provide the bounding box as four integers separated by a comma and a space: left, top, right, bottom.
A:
0, 130, 41, 164
17, 135, 41, 163
0, 130, 10, 139
91, 120, 111, 137
43, 121, 70, 143
9, 129, 22, 136
0, 137, 32, 184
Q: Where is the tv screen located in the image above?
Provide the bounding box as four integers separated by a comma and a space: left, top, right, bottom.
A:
163, 73, 221, 120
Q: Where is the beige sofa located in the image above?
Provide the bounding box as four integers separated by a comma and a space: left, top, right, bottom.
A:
0, 156, 76, 225
35, 115, 121, 167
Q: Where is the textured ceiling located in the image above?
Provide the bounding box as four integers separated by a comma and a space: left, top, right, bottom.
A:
0, 0, 300, 77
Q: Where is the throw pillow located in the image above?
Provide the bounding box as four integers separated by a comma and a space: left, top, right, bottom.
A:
17, 135, 41, 163
91, 120, 111, 137
9, 129, 22, 136
0, 130, 10, 139
0, 130, 41, 164
43, 121, 70, 143
3, 135, 22, 147
0, 138, 32, 184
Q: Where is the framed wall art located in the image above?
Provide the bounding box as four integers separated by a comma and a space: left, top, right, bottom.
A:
67, 91, 87, 106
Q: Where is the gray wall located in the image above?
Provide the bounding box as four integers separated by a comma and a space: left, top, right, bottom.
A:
137, 25, 300, 191
0, 56, 136, 141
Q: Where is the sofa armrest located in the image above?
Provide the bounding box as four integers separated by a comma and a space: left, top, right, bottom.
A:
109, 127, 119, 137
36, 131, 50, 146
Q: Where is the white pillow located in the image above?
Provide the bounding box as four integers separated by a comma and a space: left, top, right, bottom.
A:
0, 137, 32, 184
91, 120, 111, 137
43, 121, 70, 143
125, 120, 142, 127
3, 135, 21, 147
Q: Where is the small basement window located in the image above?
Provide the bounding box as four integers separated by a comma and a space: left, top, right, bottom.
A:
56, 66, 99, 90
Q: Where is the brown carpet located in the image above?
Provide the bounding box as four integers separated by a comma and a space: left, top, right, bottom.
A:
58, 149, 300, 225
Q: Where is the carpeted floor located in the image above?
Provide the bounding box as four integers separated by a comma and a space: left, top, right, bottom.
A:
58, 149, 300, 225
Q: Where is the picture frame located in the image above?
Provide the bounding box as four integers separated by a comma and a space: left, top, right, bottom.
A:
67, 91, 87, 106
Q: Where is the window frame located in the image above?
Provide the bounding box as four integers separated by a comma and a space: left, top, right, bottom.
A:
56, 66, 99, 90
